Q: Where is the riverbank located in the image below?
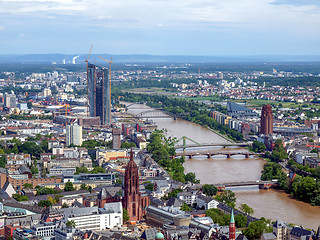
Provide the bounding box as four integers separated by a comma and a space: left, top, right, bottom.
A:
126, 102, 320, 229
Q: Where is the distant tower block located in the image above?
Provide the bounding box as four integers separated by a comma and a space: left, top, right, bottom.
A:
261, 104, 273, 135
112, 128, 121, 149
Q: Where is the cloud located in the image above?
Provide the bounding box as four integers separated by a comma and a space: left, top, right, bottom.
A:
0, 25, 5, 30
1, 0, 319, 31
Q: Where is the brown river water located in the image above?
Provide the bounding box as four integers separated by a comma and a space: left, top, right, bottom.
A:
126, 103, 320, 229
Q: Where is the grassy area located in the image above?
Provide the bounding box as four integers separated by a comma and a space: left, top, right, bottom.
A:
234, 99, 320, 109
186, 96, 224, 101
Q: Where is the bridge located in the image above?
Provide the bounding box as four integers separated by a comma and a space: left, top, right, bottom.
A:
176, 148, 258, 159
121, 109, 186, 120
174, 136, 248, 149
215, 180, 278, 191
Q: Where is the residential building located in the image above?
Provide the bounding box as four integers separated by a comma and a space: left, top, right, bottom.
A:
66, 123, 82, 146
6, 154, 31, 165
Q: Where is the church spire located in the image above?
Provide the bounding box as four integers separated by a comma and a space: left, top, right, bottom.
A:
229, 209, 236, 240
230, 209, 235, 224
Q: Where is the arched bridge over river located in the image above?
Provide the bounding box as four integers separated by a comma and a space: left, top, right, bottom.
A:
176, 149, 259, 159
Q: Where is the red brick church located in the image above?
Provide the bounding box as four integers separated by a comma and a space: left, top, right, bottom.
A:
123, 150, 150, 222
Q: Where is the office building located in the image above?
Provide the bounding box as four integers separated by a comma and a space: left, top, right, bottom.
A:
87, 63, 111, 125
66, 123, 82, 146
4, 94, 17, 108
261, 105, 273, 135
112, 128, 121, 149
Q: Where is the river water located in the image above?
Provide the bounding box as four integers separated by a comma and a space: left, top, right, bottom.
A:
126, 103, 320, 229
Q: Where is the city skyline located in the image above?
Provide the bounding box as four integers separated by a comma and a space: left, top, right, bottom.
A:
1, 0, 320, 56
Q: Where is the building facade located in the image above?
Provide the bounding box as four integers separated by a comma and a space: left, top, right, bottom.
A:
261, 104, 273, 135
87, 63, 111, 126
123, 151, 149, 222
66, 124, 82, 146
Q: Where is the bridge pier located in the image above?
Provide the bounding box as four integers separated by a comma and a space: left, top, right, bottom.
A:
207, 154, 211, 159
188, 155, 192, 159
226, 154, 231, 158
245, 153, 249, 158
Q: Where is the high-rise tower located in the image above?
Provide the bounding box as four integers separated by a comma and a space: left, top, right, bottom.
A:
66, 123, 82, 146
261, 104, 273, 135
123, 151, 142, 222
87, 63, 111, 126
229, 210, 236, 240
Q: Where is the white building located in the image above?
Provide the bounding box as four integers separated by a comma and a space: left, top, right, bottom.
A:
177, 192, 197, 205
66, 124, 82, 146
31, 222, 56, 237
196, 194, 219, 210
62, 202, 123, 231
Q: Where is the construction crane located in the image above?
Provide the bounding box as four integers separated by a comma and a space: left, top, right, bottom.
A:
85, 45, 93, 117
98, 56, 113, 124
58, 104, 70, 117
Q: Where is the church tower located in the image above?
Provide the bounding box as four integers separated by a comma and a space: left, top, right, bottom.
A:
123, 150, 142, 222
229, 210, 236, 240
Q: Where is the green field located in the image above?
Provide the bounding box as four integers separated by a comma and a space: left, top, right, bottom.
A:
234, 99, 320, 109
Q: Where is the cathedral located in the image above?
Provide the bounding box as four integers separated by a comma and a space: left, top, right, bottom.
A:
123, 150, 150, 222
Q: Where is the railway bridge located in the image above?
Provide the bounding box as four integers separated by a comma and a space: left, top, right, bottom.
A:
215, 180, 278, 191
176, 149, 259, 159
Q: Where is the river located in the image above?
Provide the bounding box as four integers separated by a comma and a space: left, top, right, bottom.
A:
126, 103, 320, 229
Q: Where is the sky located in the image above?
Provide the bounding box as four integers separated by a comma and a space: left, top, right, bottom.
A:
0, 0, 320, 56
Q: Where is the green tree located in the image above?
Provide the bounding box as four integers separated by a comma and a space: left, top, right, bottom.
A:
38, 200, 52, 207
75, 167, 89, 174
40, 140, 49, 152
64, 182, 75, 192
311, 195, 320, 206
11, 145, 19, 154
185, 172, 200, 184
251, 141, 266, 153
27, 101, 33, 109
90, 166, 105, 174
240, 203, 254, 215
12, 194, 29, 201
270, 139, 288, 162
62, 203, 69, 208
202, 184, 218, 197
23, 183, 33, 189
205, 208, 230, 226
243, 219, 273, 240
123, 208, 130, 223
80, 183, 88, 190
215, 190, 236, 208
235, 214, 247, 228
180, 202, 191, 211
145, 183, 154, 192
121, 141, 136, 149
66, 220, 76, 228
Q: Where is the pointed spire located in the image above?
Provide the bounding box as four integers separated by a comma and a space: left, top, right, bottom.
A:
130, 148, 134, 161
230, 209, 235, 224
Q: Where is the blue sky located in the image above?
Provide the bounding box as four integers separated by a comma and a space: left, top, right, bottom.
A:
0, 0, 320, 56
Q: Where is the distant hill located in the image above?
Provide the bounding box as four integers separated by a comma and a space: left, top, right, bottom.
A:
0, 54, 319, 63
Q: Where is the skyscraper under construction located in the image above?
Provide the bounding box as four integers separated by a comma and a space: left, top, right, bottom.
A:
87, 63, 111, 126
